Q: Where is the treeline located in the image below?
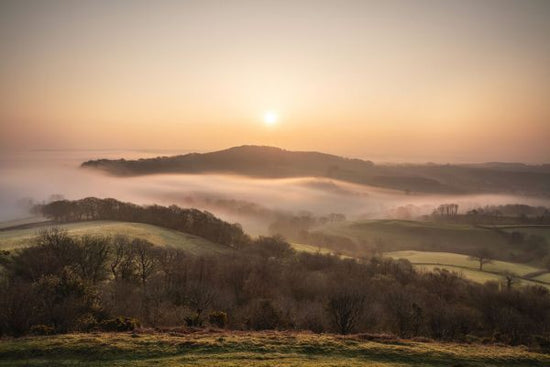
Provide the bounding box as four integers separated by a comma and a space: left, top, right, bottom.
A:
1, 229, 549, 348
35, 198, 249, 248
429, 203, 550, 225
268, 213, 346, 240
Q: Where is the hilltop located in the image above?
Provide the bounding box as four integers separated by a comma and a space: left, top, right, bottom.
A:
81, 145, 550, 195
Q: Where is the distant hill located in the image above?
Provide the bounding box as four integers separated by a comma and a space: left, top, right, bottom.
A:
81, 145, 550, 196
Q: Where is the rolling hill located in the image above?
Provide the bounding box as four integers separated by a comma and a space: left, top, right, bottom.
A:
0, 220, 230, 255
81, 145, 550, 196
311, 219, 550, 263
387, 250, 550, 289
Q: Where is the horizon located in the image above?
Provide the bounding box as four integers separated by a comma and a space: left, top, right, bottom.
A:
2, 144, 550, 165
1, 0, 550, 163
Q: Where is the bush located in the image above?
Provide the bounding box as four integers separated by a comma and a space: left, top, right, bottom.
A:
208, 311, 227, 328
76, 314, 98, 332
30, 324, 55, 335
98, 317, 140, 332
246, 300, 282, 330
184, 312, 202, 327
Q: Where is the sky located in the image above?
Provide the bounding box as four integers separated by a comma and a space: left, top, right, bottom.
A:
1, 0, 549, 163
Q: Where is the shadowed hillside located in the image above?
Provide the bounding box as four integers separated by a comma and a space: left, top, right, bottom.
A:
81, 146, 550, 196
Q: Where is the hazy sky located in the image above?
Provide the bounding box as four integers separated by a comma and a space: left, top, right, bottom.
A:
1, 0, 549, 162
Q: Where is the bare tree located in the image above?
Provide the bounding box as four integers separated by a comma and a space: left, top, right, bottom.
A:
469, 248, 493, 271
132, 239, 158, 285
327, 285, 365, 334
502, 271, 517, 290
110, 235, 136, 281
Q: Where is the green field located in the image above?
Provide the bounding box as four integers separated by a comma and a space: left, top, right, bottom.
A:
291, 242, 341, 255
497, 225, 550, 243
0, 220, 229, 255
534, 273, 550, 283
0, 331, 548, 367
387, 250, 540, 276
0, 216, 48, 230
312, 219, 550, 262
387, 250, 550, 288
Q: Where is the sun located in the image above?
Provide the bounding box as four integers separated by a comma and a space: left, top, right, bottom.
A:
263, 111, 278, 126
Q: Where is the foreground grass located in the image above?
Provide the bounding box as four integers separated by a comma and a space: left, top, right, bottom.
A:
0, 220, 229, 255
1, 331, 549, 367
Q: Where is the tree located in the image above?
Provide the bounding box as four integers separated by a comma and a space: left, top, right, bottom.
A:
469, 248, 493, 271
327, 285, 365, 334
74, 235, 110, 284
132, 239, 157, 285
433, 203, 459, 217
110, 235, 137, 281
502, 272, 517, 290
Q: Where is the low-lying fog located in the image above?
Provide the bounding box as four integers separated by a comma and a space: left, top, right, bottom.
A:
1, 150, 549, 234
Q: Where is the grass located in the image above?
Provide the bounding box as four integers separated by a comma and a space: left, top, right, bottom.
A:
313, 219, 550, 263
0, 216, 49, 230
534, 273, 550, 283
387, 250, 550, 288
0, 331, 548, 366
497, 225, 550, 243
386, 250, 541, 276
291, 242, 349, 256
0, 220, 230, 255
413, 264, 505, 284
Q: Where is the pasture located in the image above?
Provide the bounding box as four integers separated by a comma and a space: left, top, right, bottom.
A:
0, 220, 229, 255
313, 219, 550, 263
387, 250, 550, 288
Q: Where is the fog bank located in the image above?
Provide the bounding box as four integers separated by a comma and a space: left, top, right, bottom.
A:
1, 151, 549, 233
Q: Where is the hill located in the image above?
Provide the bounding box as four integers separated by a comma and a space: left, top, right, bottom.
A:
81, 145, 550, 196
1, 331, 548, 367
0, 220, 229, 255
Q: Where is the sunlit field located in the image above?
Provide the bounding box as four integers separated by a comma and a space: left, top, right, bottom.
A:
0, 221, 227, 255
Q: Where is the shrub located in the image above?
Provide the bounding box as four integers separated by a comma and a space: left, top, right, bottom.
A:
98, 317, 140, 332
76, 313, 98, 332
184, 312, 202, 327
208, 311, 227, 328
246, 300, 282, 330
30, 324, 55, 335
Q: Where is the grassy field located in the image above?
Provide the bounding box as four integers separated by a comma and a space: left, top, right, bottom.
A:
497, 225, 550, 243
413, 264, 505, 284
534, 273, 550, 283
291, 242, 342, 255
0, 331, 548, 367
387, 250, 550, 288
0, 216, 49, 230
313, 219, 550, 262
387, 250, 541, 276
0, 220, 230, 255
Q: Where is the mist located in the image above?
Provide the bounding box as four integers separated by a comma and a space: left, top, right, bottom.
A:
1, 150, 549, 234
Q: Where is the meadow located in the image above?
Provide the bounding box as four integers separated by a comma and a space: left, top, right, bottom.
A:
3, 219, 549, 289
0, 220, 229, 255
313, 220, 517, 256
313, 220, 550, 262
386, 250, 550, 289
1, 331, 549, 367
